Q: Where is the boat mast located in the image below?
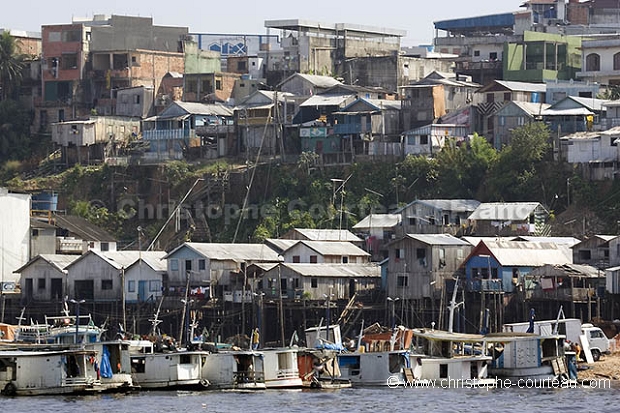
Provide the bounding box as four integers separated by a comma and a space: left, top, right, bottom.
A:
448, 277, 463, 333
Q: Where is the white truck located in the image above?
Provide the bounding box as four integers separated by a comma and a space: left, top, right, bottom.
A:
581, 323, 611, 361
503, 318, 611, 361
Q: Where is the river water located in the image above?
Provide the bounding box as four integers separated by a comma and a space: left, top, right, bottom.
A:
3, 383, 619, 413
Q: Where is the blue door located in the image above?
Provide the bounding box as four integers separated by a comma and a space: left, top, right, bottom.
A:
138, 281, 148, 302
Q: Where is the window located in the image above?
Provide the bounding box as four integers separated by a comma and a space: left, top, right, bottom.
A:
185, 260, 192, 271
293, 255, 301, 263
38, 278, 46, 290
62, 30, 81, 43
409, 217, 416, 225
102, 279, 113, 290
237, 61, 247, 71
407, 136, 415, 145
198, 259, 206, 270
474, 50, 480, 57
489, 52, 498, 61
32, 228, 40, 237
311, 278, 318, 288
503, 92, 511, 101
486, 94, 494, 103
100, 242, 109, 252
170, 259, 179, 271
416, 248, 426, 259
60, 53, 78, 70
579, 250, 592, 260
499, 116, 505, 126
128, 280, 135, 292
397, 275, 408, 287
342, 256, 349, 264
310, 255, 318, 263
395, 248, 404, 259
420, 135, 429, 145
149, 281, 161, 292
216, 79, 222, 90
439, 364, 448, 378
586, 53, 600, 72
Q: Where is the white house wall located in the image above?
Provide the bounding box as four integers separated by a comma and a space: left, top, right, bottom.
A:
20, 262, 66, 301
67, 254, 122, 301
124, 262, 163, 303
0, 190, 30, 286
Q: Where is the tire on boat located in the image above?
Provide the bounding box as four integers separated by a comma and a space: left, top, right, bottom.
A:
2, 382, 17, 396
200, 379, 210, 388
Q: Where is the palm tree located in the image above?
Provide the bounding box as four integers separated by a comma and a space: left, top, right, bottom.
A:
0, 31, 25, 101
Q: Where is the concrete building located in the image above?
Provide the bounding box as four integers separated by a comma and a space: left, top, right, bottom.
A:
0, 189, 30, 288
263, 19, 406, 89
38, 15, 188, 131
559, 127, 620, 180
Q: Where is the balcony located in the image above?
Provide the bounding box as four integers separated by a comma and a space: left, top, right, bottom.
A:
466, 278, 503, 292
525, 287, 592, 303
333, 123, 364, 135
143, 129, 195, 141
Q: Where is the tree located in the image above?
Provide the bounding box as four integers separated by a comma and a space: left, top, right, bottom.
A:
0, 99, 33, 161
0, 31, 25, 101
435, 134, 498, 198
487, 122, 551, 201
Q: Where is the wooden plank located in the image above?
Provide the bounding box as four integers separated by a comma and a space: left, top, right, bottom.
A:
580, 334, 594, 364
403, 368, 416, 384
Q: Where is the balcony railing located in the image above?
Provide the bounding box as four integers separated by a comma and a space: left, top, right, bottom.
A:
525, 287, 592, 302
466, 278, 503, 292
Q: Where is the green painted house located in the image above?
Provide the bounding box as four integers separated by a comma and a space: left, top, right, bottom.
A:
503, 31, 581, 83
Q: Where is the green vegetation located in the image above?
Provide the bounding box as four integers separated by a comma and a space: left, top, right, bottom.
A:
2, 122, 617, 247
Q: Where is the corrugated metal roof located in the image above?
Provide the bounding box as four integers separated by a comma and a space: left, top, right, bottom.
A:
515, 236, 581, 247
292, 229, 362, 242
462, 236, 517, 246
53, 214, 116, 242
493, 80, 547, 93
166, 242, 282, 262
566, 96, 610, 112
511, 101, 550, 116
14, 254, 80, 273
299, 94, 354, 107
280, 263, 380, 278
299, 241, 369, 256
98, 251, 166, 270
352, 214, 401, 230
291, 74, 341, 88
264, 239, 299, 253
397, 199, 481, 214
405, 234, 471, 246
468, 202, 544, 221
173, 101, 234, 116
484, 240, 571, 266
542, 107, 593, 116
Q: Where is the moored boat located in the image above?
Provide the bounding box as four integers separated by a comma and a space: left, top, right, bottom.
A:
261, 347, 303, 389
0, 348, 103, 396
127, 339, 209, 390
201, 350, 266, 390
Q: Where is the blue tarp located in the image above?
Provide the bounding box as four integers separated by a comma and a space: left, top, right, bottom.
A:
100, 345, 113, 379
